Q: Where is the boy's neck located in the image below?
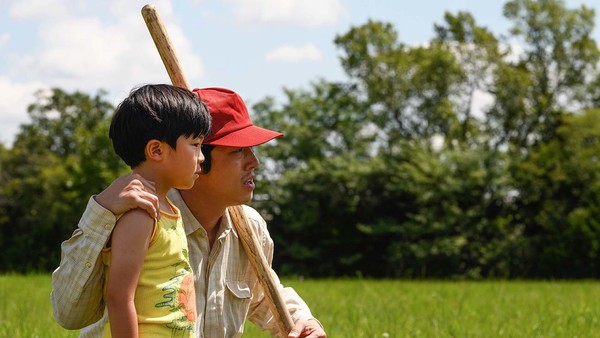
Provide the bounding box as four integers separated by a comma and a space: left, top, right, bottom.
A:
131, 167, 171, 213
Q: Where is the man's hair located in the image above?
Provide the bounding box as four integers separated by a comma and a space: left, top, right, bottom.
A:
109, 84, 211, 168
199, 144, 216, 174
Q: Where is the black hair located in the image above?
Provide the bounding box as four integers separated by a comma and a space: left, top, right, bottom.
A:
109, 84, 211, 168
199, 144, 216, 174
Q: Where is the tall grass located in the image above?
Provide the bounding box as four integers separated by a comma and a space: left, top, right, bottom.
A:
2, 274, 600, 337
0, 274, 77, 338
247, 279, 600, 337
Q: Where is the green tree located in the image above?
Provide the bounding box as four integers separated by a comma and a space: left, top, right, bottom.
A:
252, 81, 374, 276
252, 0, 600, 279
498, 0, 600, 277
0, 88, 126, 272
433, 11, 504, 145
333, 20, 467, 146
252, 13, 517, 278
490, 0, 599, 149
510, 109, 600, 277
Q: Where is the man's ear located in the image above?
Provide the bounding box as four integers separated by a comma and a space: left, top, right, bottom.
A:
145, 139, 164, 161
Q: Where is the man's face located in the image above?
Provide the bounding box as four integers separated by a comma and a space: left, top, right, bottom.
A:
195, 146, 259, 207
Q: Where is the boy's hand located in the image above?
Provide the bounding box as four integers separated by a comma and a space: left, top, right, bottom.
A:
94, 174, 159, 219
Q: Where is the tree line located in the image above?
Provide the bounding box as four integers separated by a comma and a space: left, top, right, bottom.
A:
1, 0, 600, 278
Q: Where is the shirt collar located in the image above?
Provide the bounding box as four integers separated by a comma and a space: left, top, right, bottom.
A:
167, 189, 233, 239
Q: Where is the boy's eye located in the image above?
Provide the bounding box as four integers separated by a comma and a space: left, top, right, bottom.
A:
192, 137, 204, 147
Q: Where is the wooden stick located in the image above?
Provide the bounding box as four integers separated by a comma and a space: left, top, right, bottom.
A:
141, 4, 190, 89
228, 205, 294, 335
141, 4, 294, 336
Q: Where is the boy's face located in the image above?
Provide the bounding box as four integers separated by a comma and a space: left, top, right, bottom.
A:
163, 135, 204, 190
194, 146, 259, 208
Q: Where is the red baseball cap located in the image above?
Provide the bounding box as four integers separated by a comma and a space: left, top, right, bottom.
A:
193, 87, 283, 147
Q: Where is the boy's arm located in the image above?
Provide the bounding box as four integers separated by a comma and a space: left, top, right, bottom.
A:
106, 209, 154, 338
51, 174, 159, 329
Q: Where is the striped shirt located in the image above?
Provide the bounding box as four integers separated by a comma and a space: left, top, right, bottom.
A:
51, 190, 317, 337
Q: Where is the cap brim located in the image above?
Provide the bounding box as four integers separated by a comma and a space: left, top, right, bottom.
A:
204, 125, 283, 147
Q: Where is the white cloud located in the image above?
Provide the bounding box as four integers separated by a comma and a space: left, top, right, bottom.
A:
15, 1, 203, 90
0, 33, 9, 48
502, 42, 525, 63
9, 0, 69, 20
431, 134, 444, 151
224, 0, 345, 26
471, 89, 495, 120
266, 43, 322, 63
0, 76, 43, 146
1, 0, 205, 146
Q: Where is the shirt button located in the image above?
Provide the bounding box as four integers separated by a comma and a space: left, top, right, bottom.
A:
104, 224, 112, 230
85, 262, 92, 269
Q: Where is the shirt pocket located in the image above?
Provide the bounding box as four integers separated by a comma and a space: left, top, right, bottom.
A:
223, 280, 253, 335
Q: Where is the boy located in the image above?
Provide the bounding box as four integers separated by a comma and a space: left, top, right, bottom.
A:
102, 84, 211, 337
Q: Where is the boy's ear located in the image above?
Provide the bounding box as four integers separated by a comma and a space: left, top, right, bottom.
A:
145, 139, 164, 161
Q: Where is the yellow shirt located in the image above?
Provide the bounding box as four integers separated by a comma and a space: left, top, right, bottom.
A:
101, 200, 196, 337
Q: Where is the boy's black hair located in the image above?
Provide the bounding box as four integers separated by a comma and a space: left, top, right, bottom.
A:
109, 84, 211, 168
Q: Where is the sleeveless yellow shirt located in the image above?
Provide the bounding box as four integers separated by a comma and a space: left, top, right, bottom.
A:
102, 200, 197, 337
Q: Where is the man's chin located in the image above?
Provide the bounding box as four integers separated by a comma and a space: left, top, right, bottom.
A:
237, 193, 253, 205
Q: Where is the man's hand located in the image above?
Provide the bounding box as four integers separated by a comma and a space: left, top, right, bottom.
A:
288, 319, 327, 338
94, 174, 159, 219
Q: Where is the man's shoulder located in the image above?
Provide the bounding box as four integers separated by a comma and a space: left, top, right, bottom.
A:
238, 205, 273, 245
240, 205, 265, 223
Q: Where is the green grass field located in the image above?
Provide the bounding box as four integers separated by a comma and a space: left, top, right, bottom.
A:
1, 274, 600, 337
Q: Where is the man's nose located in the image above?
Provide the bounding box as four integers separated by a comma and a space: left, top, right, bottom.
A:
245, 147, 259, 169
197, 149, 205, 164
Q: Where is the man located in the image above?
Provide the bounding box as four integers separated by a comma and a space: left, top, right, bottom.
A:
51, 87, 327, 338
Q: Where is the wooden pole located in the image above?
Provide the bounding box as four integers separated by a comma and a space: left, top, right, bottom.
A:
228, 205, 294, 335
141, 4, 190, 89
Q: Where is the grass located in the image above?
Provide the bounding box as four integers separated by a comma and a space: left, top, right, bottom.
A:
0, 274, 77, 338
2, 274, 600, 337
276, 279, 600, 337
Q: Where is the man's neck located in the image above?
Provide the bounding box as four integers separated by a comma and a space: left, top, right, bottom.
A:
179, 188, 226, 236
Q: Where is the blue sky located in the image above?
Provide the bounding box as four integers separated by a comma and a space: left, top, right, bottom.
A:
0, 0, 597, 146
